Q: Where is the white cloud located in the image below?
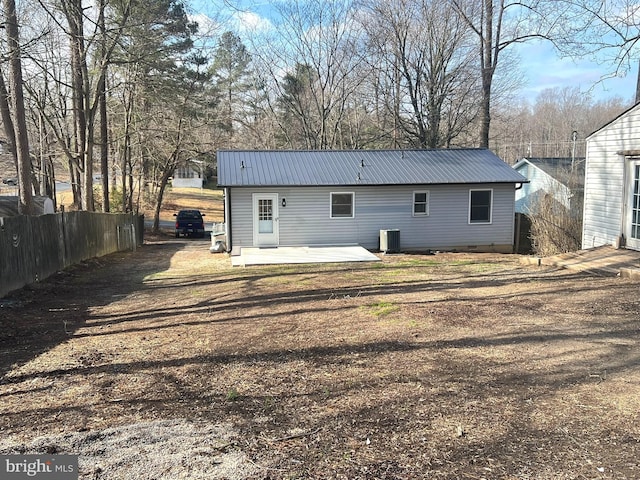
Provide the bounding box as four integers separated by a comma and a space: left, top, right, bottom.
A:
514, 41, 636, 101
190, 13, 220, 35
232, 10, 273, 33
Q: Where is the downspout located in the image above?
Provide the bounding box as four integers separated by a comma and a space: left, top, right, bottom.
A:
225, 187, 232, 252
514, 182, 524, 254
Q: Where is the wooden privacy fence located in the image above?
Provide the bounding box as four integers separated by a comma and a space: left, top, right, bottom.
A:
0, 211, 144, 298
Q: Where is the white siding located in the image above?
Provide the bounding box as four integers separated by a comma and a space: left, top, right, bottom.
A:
582, 105, 640, 249
515, 163, 569, 214
230, 184, 516, 252
172, 178, 203, 188
173, 165, 203, 189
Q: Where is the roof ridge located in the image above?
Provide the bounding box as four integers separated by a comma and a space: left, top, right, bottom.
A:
218, 148, 489, 153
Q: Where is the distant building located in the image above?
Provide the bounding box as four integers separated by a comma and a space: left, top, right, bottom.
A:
172, 161, 204, 189
513, 157, 584, 217
0, 196, 55, 217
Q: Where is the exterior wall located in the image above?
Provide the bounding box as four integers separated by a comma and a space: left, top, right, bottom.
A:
229, 184, 516, 252
173, 178, 203, 188
172, 165, 203, 189
515, 163, 570, 214
582, 105, 640, 249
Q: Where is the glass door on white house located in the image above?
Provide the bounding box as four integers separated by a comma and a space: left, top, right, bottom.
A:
252, 193, 279, 247
627, 160, 640, 250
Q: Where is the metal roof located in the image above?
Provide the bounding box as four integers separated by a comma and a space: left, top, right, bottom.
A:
217, 149, 527, 187
514, 157, 585, 187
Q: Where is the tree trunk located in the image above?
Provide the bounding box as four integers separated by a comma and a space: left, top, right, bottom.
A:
0, 69, 17, 171
98, 0, 109, 212
479, 67, 493, 148
152, 162, 176, 233
479, 0, 495, 149
100, 76, 109, 211
3, 0, 33, 214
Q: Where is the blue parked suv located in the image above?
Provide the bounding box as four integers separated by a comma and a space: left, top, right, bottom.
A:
174, 210, 206, 238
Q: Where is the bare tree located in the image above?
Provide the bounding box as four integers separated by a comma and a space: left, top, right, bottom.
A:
491, 87, 630, 163
551, 0, 640, 102
97, 0, 109, 212
252, 0, 365, 149
362, 0, 479, 148
146, 63, 211, 232
23, 19, 83, 208
452, 0, 559, 148
56, 0, 132, 211
3, 0, 33, 214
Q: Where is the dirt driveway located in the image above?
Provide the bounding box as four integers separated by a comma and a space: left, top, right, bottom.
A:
1, 238, 639, 479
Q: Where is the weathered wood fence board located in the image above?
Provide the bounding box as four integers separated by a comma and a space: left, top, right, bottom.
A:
1, 212, 143, 298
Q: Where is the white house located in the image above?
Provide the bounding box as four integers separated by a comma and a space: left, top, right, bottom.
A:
172, 161, 204, 189
217, 149, 527, 254
583, 103, 640, 251
513, 157, 584, 216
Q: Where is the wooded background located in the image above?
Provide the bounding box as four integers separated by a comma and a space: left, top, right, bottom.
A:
0, 0, 637, 225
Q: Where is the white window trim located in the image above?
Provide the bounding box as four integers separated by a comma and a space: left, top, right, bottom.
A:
468, 188, 493, 224
413, 190, 430, 216
330, 192, 355, 219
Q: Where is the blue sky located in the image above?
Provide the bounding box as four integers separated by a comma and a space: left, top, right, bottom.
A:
190, 0, 637, 104
515, 41, 637, 103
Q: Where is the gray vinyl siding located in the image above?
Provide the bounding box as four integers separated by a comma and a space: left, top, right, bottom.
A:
230, 184, 515, 251
582, 105, 640, 249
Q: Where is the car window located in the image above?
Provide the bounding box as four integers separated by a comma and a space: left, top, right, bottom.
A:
178, 211, 201, 219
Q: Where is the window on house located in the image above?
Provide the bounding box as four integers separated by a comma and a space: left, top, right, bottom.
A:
330, 192, 354, 218
413, 191, 430, 216
469, 189, 492, 223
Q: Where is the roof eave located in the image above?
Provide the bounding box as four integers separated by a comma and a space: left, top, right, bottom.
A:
220, 180, 528, 188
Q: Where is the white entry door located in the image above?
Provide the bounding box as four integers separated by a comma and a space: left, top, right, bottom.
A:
626, 160, 640, 250
253, 193, 279, 247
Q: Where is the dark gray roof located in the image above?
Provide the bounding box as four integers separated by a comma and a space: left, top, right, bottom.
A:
514, 157, 585, 187
217, 149, 527, 187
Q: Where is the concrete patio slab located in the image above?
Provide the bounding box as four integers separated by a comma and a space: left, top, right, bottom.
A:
231, 245, 381, 267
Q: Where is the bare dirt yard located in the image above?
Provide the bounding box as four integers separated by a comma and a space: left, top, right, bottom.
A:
1, 237, 639, 479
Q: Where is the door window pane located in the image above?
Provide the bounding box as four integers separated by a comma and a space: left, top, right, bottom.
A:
258, 199, 273, 233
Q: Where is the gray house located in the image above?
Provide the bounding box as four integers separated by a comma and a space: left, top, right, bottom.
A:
513, 157, 584, 216
217, 149, 527, 253
583, 103, 640, 251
